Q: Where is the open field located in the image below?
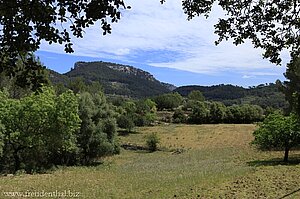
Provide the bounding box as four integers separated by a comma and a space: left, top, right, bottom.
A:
0, 124, 300, 198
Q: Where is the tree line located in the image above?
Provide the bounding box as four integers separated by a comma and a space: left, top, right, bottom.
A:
152, 91, 265, 124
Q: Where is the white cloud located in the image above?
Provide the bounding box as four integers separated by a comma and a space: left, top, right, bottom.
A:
114, 48, 131, 56
242, 75, 254, 79
39, 0, 288, 75
241, 70, 283, 80
245, 72, 281, 76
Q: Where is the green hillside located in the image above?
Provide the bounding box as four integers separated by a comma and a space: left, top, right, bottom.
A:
174, 83, 288, 109
48, 61, 174, 98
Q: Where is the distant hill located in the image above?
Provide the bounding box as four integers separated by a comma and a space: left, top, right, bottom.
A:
48, 69, 69, 85
48, 61, 175, 98
174, 83, 288, 109
47, 61, 288, 109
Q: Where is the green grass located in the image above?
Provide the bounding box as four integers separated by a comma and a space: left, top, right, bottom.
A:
1, 124, 300, 198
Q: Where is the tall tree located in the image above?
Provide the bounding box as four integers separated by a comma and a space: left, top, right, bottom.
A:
188, 101, 210, 124
208, 101, 226, 124
77, 92, 119, 165
135, 99, 157, 126
279, 57, 300, 114
154, 92, 183, 110
117, 101, 136, 132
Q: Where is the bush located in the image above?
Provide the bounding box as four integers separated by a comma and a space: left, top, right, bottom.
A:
77, 92, 119, 165
117, 114, 135, 132
188, 101, 210, 124
173, 109, 187, 123
146, 133, 160, 152
153, 92, 183, 110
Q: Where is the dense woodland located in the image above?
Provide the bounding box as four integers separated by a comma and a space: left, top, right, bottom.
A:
175, 84, 288, 109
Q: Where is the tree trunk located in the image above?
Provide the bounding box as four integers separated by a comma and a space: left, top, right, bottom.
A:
13, 150, 20, 172
283, 147, 289, 162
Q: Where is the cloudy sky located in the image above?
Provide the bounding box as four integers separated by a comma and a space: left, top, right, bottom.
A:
37, 0, 288, 87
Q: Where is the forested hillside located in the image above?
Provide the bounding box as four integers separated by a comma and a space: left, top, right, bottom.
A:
49, 61, 174, 98
175, 83, 288, 109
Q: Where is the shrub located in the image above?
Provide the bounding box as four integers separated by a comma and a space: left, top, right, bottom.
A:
146, 133, 160, 152
117, 114, 135, 132
153, 92, 183, 110
173, 109, 187, 123
77, 92, 119, 165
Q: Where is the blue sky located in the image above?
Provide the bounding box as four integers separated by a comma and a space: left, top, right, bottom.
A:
37, 0, 288, 87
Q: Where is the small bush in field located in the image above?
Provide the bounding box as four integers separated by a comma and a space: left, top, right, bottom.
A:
146, 133, 160, 152
173, 109, 187, 123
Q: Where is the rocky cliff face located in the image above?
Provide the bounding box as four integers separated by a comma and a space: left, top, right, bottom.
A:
161, 82, 177, 91
106, 64, 156, 82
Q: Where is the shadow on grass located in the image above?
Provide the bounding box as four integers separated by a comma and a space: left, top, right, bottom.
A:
247, 156, 300, 167
121, 144, 148, 151
84, 161, 104, 167
278, 188, 300, 199
118, 130, 139, 136
120, 144, 166, 153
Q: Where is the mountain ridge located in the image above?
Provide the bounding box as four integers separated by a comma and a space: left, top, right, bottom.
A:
49, 61, 176, 98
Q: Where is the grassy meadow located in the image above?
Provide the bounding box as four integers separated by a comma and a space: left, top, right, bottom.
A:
1, 124, 300, 198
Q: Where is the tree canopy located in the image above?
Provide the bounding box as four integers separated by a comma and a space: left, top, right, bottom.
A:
0, 87, 81, 173
279, 57, 300, 114
188, 90, 205, 102
178, 0, 300, 65
252, 112, 300, 162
